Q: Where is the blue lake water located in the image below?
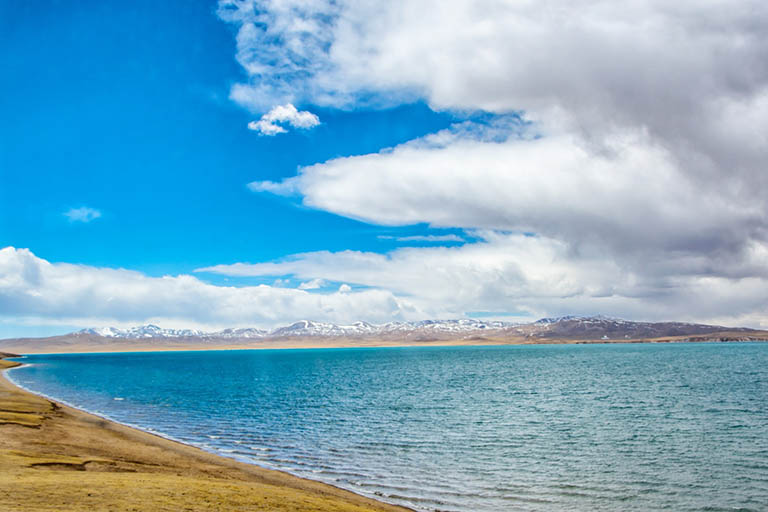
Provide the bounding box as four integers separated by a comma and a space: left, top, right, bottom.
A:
8, 343, 768, 511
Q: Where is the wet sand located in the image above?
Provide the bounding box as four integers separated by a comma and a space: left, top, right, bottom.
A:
0, 355, 411, 512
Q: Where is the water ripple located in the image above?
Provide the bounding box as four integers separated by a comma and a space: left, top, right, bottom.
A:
10, 342, 768, 511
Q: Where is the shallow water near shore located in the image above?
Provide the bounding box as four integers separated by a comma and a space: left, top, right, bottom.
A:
9, 343, 768, 511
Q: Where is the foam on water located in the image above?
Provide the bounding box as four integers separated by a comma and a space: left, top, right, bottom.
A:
8, 343, 768, 511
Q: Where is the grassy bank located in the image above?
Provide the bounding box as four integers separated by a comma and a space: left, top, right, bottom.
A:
0, 355, 410, 512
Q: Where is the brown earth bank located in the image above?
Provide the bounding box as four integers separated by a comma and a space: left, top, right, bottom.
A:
1, 330, 767, 355
0, 354, 411, 512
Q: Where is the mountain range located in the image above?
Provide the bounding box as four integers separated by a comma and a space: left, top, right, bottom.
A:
1, 316, 766, 354
75, 319, 512, 340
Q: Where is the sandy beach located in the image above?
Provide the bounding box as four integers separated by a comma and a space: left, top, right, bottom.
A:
0, 354, 410, 512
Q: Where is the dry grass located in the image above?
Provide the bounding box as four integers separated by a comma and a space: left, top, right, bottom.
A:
3, 329, 767, 355
0, 357, 410, 512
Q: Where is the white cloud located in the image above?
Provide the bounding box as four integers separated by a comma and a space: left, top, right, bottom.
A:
379, 234, 465, 243
250, 123, 764, 258
298, 278, 326, 290
211, 1, 768, 328
224, 1, 768, 254
4, 237, 767, 333
198, 232, 768, 328
247, 178, 297, 195
222, 0, 768, 215
64, 207, 101, 223
247, 103, 320, 135
218, 1, 768, 128
0, 247, 422, 331
218, 0, 344, 110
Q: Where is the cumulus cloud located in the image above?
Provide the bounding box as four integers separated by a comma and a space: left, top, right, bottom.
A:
240, 125, 768, 325
185, 1, 768, 327
222, 0, 768, 204
250, 123, 765, 260
218, 1, 768, 125
0, 247, 422, 330
217, 0, 768, 326
198, 231, 768, 328
64, 207, 101, 223
298, 278, 326, 290
3, 235, 767, 332
247, 103, 320, 135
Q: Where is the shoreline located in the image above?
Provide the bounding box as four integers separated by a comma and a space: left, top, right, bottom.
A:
0, 354, 412, 512
2, 331, 767, 356
3, 361, 376, 495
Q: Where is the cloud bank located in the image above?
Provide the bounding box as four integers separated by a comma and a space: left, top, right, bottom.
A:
198, 231, 768, 329
221, 0, 768, 211
217, 0, 768, 327
4, 242, 767, 333
0, 247, 420, 331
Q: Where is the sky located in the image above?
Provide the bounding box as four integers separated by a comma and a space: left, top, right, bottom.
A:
1, 0, 767, 337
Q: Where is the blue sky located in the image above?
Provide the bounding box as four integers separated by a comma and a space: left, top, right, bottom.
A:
1, 1, 456, 275
2, 0, 767, 337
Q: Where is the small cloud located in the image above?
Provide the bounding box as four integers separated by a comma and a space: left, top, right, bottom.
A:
338, 284, 352, 293
298, 278, 326, 290
378, 234, 464, 243
248, 104, 320, 136
64, 206, 101, 223
247, 178, 298, 196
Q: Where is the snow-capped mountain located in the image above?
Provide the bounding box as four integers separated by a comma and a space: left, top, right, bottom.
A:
212, 328, 269, 339
72, 315, 754, 342
270, 320, 381, 337
533, 314, 625, 325
78, 324, 206, 339
2, 316, 760, 354
393, 319, 511, 332
75, 319, 518, 339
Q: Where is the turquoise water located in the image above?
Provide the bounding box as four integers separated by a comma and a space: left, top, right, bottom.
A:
9, 343, 768, 511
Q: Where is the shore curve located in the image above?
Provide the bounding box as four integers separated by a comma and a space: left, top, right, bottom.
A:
0, 353, 412, 512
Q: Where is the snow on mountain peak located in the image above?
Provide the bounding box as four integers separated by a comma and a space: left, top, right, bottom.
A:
75, 319, 518, 339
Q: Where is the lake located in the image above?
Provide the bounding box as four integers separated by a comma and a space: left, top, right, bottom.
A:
9, 342, 768, 511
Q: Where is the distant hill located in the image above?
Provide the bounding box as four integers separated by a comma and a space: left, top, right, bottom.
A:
1, 316, 766, 354
509, 315, 762, 340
